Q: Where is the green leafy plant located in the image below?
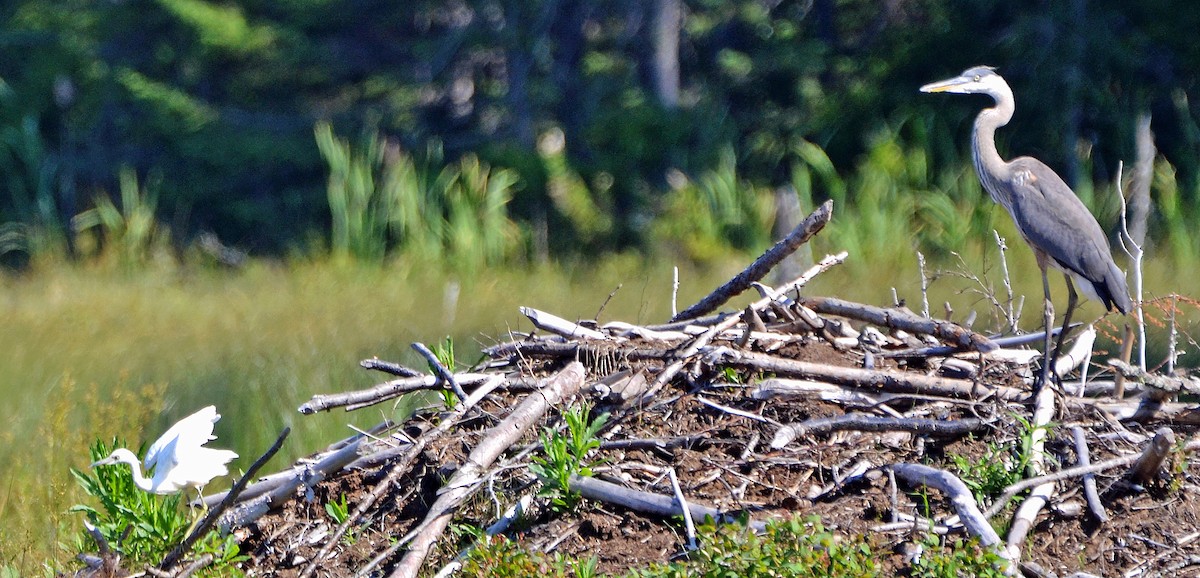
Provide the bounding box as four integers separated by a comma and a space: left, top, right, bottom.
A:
324, 493, 350, 525
529, 403, 610, 512
911, 533, 1009, 578
632, 515, 876, 578
951, 416, 1051, 505
432, 336, 459, 407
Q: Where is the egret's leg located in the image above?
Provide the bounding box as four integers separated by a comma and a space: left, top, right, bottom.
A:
1051, 274, 1080, 371
1038, 267, 1055, 390
183, 488, 208, 537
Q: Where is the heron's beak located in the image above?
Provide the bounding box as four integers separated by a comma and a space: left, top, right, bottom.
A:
919, 77, 968, 93
91, 457, 114, 468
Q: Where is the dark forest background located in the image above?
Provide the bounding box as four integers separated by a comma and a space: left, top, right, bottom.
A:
2, 0, 1198, 262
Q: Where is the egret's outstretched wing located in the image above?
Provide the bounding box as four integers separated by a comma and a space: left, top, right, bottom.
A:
143, 405, 220, 473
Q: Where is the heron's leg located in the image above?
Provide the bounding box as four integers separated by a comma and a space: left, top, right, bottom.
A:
1051, 274, 1079, 369
1038, 267, 1055, 389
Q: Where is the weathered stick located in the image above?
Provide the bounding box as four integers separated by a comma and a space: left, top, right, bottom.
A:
796, 296, 997, 353
770, 415, 986, 449
719, 349, 1026, 401
1005, 382, 1055, 554
672, 199, 833, 322
890, 463, 1012, 568
361, 358, 423, 377
521, 307, 610, 340
1108, 359, 1200, 398
750, 378, 898, 406
1128, 426, 1175, 484
983, 438, 1200, 519
217, 436, 365, 531
381, 362, 586, 578
413, 342, 468, 400
298, 373, 497, 414
1071, 426, 1108, 522
568, 475, 766, 531
1054, 324, 1095, 379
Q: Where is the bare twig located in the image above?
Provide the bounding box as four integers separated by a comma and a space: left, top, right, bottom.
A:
361, 358, 423, 378
413, 342, 468, 401
1071, 426, 1108, 522
890, 463, 1012, 568
672, 200, 833, 322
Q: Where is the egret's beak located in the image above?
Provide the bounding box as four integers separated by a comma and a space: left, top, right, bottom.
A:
919, 76, 970, 94
91, 457, 115, 468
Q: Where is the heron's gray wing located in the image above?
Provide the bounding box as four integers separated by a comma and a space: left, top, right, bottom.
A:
1005, 157, 1125, 302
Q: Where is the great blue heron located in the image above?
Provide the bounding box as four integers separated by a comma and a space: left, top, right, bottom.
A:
920, 66, 1132, 385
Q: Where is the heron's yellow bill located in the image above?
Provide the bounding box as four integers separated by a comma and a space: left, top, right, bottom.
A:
919, 79, 959, 93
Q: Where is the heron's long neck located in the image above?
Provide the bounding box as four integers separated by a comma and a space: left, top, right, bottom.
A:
125, 460, 154, 492
971, 88, 1016, 209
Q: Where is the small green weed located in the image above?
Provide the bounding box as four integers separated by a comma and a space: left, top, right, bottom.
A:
632, 516, 876, 578
432, 336, 459, 407
529, 403, 610, 512
951, 416, 1050, 505
911, 534, 1009, 578
462, 535, 592, 577
325, 492, 350, 525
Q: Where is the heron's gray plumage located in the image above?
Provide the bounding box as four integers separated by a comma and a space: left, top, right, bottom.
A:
922, 66, 1131, 387
922, 66, 1131, 315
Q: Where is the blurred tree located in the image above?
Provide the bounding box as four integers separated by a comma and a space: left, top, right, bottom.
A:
2, 0, 1200, 257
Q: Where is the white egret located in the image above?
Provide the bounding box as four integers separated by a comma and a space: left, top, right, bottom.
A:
92, 405, 238, 504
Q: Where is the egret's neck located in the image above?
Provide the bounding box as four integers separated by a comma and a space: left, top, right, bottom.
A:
971, 87, 1016, 207
123, 459, 155, 492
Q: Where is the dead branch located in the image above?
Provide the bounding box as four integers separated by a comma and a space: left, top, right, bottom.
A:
984, 438, 1200, 519
672, 199, 833, 322
413, 342, 468, 400
1108, 359, 1200, 398
718, 349, 1026, 401
1071, 426, 1108, 522
299, 375, 506, 578
361, 358, 423, 377
161, 426, 290, 570
1005, 381, 1055, 555
299, 373, 498, 414
890, 463, 1012, 568
521, 307, 610, 340
568, 474, 766, 532
770, 415, 986, 449
1128, 426, 1175, 484
379, 362, 587, 578
795, 296, 997, 353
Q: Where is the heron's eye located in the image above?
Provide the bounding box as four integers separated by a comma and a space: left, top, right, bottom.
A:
973, 75, 980, 82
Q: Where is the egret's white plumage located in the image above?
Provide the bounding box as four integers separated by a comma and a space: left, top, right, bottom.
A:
92, 405, 238, 497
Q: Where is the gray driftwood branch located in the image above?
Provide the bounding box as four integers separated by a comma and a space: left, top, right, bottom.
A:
672, 200, 833, 322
